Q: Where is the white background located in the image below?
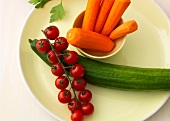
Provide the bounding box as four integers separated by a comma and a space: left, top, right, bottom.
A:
0, 0, 170, 121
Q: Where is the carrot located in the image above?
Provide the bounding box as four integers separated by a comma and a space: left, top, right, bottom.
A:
94, 0, 115, 33
101, 0, 131, 36
66, 28, 115, 52
109, 20, 138, 40
82, 0, 102, 31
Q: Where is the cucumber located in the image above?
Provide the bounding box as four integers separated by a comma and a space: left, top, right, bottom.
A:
29, 39, 170, 91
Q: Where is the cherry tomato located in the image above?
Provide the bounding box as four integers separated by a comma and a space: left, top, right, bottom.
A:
44, 26, 59, 40
54, 37, 68, 51
58, 89, 72, 104
72, 78, 86, 91
64, 51, 79, 65
36, 39, 51, 53
70, 64, 85, 79
78, 89, 92, 103
71, 110, 84, 121
47, 49, 61, 63
51, 63, 64, 76
68, 98, 81, 111
81, 102, 94, 115
55, 76, 69, 90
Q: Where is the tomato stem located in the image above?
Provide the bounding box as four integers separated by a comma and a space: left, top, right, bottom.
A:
64, 66, 74, 69
71, 98, 80, 113
49, 40, 77, 98
42, 30, 78, 99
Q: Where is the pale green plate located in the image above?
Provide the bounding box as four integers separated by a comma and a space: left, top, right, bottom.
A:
18, 0, 170, 121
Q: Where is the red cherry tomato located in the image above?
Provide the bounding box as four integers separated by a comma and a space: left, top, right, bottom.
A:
78, 89, 92, 103
70, 64, 85, 79
68, 98, 81, 111
81, 102, 94, 115
44, 26, 59, 40
54, 37, 69, 51
51, 63, 64, 76
64, 51, 79, 65
71, 110, 84, 121
72, 78, 86, 91
36, 39, 51, 53
47, 49, 61, 63
58, 89, 72, 104
55, 76, 69, 90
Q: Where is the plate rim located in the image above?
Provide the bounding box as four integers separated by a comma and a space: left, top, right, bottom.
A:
17, 6, 64, 121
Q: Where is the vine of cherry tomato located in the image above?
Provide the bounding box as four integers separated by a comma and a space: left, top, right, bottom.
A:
71, 109, 84, 121
36, 39, 51, 53
64, 50, 79, 65
78, 89, 92, 103
68, 98, 81, 111
47, 49, 61, 63
55, 76, 69, 90
72, 78, 87, 91
35, 25, 94, 121
58, 89, 72, 104
44, 25, 59, 40
70, 64, 85, 79
81, 102, 94, 116
54, 37, 69, 51
51, 63, 64, 76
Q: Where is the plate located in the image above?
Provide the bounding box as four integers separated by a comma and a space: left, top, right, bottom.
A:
18, 0, 170, 121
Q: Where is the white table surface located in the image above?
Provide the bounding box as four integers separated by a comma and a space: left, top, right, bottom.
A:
0, 0, 170, 121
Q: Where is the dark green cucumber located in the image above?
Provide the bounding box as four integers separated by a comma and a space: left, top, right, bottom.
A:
29, 39, 170, 91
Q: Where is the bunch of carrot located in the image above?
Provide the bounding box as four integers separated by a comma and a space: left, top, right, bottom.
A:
66, 0, 138, 52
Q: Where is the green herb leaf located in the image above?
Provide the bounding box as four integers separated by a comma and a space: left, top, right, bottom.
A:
29, 0, 50, 8
29, 0, 39, 5
50, 2, 65, 23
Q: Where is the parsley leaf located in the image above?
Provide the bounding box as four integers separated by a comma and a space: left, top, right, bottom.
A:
29, 0, 66, 22
50, 2, 65, 23
29, 0, 39, 5
29, 0, 50, 8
